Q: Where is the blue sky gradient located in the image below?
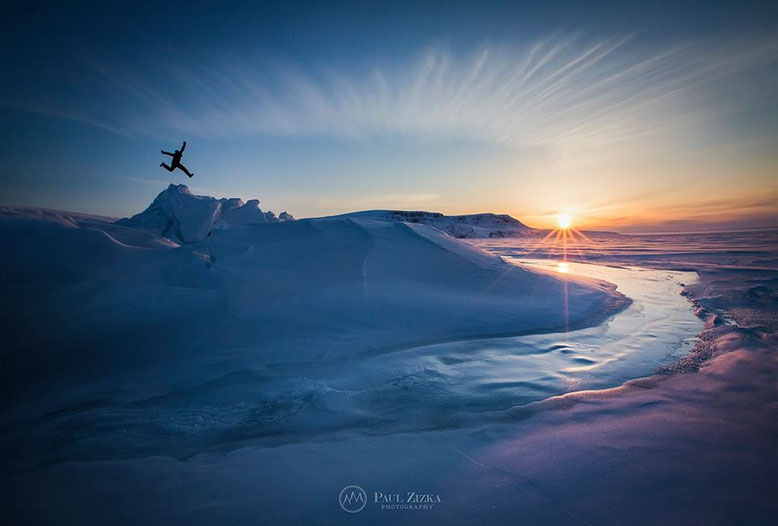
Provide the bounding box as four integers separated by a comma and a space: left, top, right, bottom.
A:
2, 1, 777, 230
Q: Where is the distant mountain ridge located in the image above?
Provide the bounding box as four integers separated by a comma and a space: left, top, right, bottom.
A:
341, 210, 532, 238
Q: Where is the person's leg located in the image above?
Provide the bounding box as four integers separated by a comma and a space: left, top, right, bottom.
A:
177, 163, 194, 178
160, 162, 174, 172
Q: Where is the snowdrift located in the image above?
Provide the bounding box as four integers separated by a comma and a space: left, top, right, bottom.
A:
1, 194, 626, 422
116, 184, 294, 244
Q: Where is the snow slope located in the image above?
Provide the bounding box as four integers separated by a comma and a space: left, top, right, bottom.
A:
115, 184, 294, 244
339, 210, 532, 238
1, 195, 625, 424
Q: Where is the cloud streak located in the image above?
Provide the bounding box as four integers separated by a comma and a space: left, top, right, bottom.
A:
14, 33, 778, 155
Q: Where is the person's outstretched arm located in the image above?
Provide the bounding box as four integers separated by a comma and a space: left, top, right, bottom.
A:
161, 150, 174, 156
180, 141, 187, 153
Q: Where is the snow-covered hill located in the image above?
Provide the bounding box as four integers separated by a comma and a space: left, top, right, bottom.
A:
0, 189, 634, 522
115, 184, 294, 244
1, 193, 627, 420
341, 210, 532, 238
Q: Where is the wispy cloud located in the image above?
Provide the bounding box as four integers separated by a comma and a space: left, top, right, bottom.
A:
14, 34, 778, 152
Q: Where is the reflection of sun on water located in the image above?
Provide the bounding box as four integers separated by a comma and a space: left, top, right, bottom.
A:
522, 211, 592, 332
525, 210, 594, 277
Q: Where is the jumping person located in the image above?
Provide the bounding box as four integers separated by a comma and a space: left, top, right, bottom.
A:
160, 141, 194, 178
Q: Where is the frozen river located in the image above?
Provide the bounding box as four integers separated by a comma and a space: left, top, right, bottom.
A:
314, 259, 704, 434
4, 259, 704, 461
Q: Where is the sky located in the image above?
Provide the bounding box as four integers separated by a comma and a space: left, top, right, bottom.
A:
1, 0, 777, 231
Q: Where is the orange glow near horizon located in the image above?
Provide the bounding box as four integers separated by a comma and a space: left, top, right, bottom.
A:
510, 185, 778, 232
526, 223, 594, 261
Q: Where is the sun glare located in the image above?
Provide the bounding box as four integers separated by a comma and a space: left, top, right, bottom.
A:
557, 213, 572, 229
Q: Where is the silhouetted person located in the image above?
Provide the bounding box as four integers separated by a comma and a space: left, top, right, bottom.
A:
160, 141, 194, 178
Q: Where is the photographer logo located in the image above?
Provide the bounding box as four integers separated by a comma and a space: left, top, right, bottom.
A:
339, 485, 367, 513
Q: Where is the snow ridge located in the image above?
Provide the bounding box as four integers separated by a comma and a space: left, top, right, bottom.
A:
115, 184, 294, 244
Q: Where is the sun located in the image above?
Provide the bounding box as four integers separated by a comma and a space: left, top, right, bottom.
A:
557, 213, 572, 230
